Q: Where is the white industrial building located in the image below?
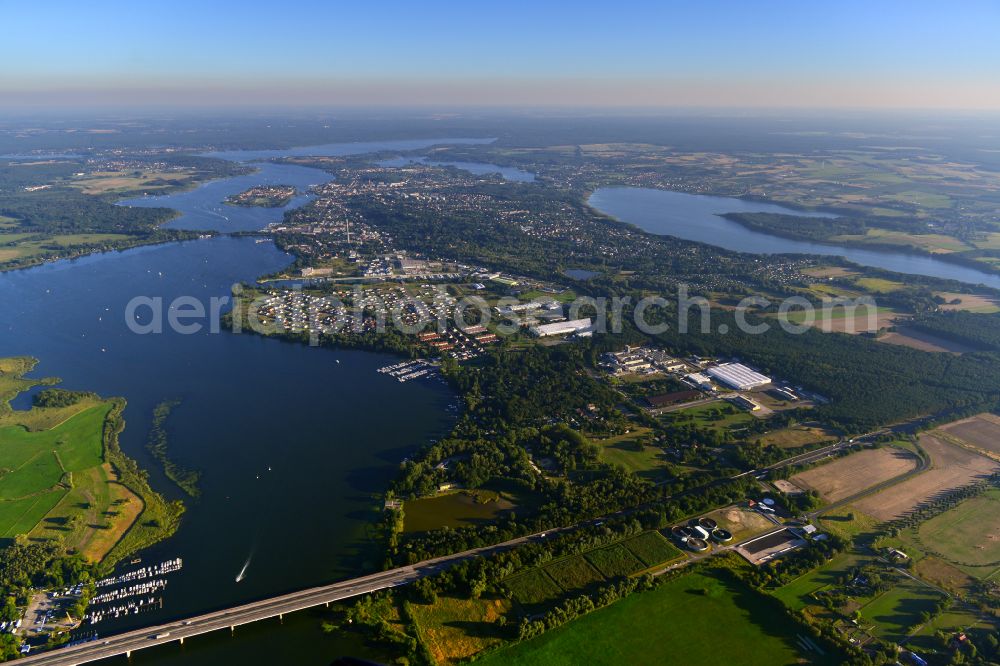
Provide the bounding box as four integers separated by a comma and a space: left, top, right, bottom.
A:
707, 363, 771, 391
529, 318, 593, 337
685, 372, 713, 389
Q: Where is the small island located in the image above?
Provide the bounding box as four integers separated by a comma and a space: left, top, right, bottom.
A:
225, 185, 297, 208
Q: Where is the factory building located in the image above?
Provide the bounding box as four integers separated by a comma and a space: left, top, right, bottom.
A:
707, 363, 771, 391
685, 372, 713, 390
529, 318, 594, 338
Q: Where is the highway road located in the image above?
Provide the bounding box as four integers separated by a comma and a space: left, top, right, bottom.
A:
15, 527, 568, 666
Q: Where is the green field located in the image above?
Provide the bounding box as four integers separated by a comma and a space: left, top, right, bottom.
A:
505, 531, 681, 610
912, 489, 1000, 579
860, 577, 945, 642
906, 607, 999, 656
0, 489, 68, 538
815, 508, 881, 541
505, 569, 564, 609
480, 572, 840, 666
0, 403, 109, 501
0, 233, 132, 265
543, 556, 604, 592
592, 428, 669, 478
621, 531, 684, 568
584, 543, 645, 578
663, 401, 755, 433
772, 551, 873, 611
0, 401, 118, 550
853, 277, 905, 293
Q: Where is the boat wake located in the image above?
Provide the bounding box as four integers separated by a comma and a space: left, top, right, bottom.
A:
235, 552, 253, 583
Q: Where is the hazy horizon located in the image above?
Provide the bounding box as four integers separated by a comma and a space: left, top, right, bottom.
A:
4, 0, 999, 110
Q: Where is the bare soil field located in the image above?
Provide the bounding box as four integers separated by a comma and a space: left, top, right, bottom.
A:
934, 292, 1000, 314
701, 506, 774, 542
878, 326, 979, 353
938, 413, 1000, 457
854, 435, 1000, 521
812, 309, 899, 334
772, 479, 804, 495
802, 266, 859, 279
791, 448, 919, 503
760, 425, 838, 449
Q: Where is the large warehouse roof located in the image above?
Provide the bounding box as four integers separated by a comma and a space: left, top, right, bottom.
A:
706, 363, 771, 390
529, 318, 593, 337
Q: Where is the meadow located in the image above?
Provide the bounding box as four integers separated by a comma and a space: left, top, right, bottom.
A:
591, 427, 669, 479
859, 576, 945, 642
0, 357, 151, 562
480, 571, 840, 666
912, 489, 1000, 579
408, 595, 511, 665
664, 400, 755, 433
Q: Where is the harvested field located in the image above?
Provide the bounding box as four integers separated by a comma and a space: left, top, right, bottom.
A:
938, 413, 1000, 458
790, 448, 919, 503
803, 266, 859, 278
854, 435, 1000, 521
773, 306, 897, 334
934, 292, 1000, 314
878, 326, 979, 353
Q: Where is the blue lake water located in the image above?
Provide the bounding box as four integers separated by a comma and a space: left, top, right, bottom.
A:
121, 162, 327, 232
0, 139, 489, 663
588, 187, 1000, 289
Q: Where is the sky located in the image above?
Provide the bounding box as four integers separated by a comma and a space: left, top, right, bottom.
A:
2, 0, 999, 109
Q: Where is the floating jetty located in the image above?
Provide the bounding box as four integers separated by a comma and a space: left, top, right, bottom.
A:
377, 359, 439, 382
87, 558, 183, 625
92, 579, 168, 605
398, 368, 431, 382
85, 595, 162, 625
377, 360, 421, 374
95, 558, 182, 589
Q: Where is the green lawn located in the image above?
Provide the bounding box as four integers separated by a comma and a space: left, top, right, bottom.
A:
913, 490, 1000, 578
772, 551, 873, 611
479, 572, 840, 666
860, 577, 945, 642
591, 428, 669, 478
663, 401, 755, 434
906, 608, 998, 656
815, 508, 881, 541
